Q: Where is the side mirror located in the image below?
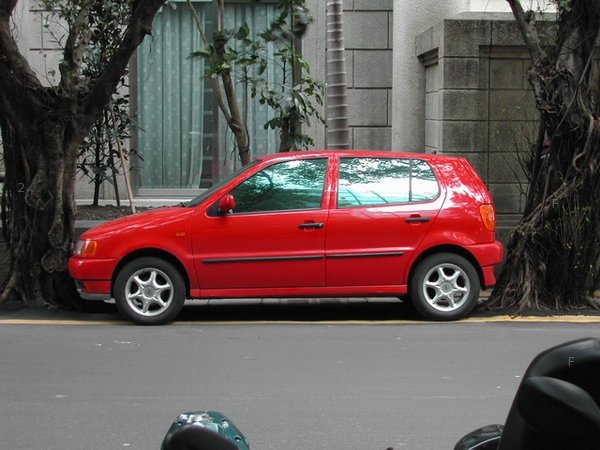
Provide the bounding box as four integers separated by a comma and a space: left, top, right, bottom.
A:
218, 194, 236, 215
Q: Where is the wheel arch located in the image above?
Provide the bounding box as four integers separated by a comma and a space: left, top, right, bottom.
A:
111, 249, 191, 298
407, 245, 484, 289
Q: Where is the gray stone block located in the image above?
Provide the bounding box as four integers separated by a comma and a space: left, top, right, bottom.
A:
416, 23, 442, 57
489, 183, 525, 215
487, 152, 527, 183
441, 89, 488, 121
425, 62, 441, 93
491, 19, 526, 46
343, 0, 354, 11
489, 89, 537, 121
354, 0, 392, 10
442, 19, 491, 58
441, 121, 488, 152
425, 92, 441, 120
345, 50, 354, 88
344, 12, 390, 49
443, 57, 481, 89
489, 120, 538, 152
353, 50, 392, 88
353, 127, 392, 149
425, 120, 441, 150
387, 89, 392, 126
489, 59, 526, 89
347, 89, 388, 126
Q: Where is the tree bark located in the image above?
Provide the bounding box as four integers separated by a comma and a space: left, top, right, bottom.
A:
489, 0, 600, 311
0, 0, 166, 308
325, 0, 350, 150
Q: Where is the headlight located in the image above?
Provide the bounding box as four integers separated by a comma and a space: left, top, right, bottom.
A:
73, 239, 98, 257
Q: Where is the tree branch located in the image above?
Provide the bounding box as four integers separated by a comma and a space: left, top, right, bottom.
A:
78, 0, 166, 127
59, 0, 94, 95
0, 2, 53, 149
0, 0, 18, 19
506, 0, 546, 63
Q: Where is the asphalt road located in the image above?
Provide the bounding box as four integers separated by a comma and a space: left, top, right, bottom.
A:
1, 301, 599, 449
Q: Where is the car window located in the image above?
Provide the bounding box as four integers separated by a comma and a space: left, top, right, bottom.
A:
411, 159, 439, 202
230, 158, 328, 213
337, 157, 439, 207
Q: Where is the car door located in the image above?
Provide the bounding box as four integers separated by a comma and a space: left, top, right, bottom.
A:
325, 156, 445, 287
192, 157, 330, 290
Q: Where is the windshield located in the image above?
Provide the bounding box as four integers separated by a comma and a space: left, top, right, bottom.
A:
184, 161, 259, 207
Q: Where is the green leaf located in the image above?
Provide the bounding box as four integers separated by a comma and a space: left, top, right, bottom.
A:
235, 22, 250, 40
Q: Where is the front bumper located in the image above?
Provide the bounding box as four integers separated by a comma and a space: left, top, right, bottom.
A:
69, 257, 117, 301
75, 280, 112, 301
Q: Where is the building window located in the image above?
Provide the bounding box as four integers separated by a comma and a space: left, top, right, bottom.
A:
135, 0, 281, 193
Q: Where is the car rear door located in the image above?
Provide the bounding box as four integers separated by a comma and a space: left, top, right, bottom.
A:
192, 157, 331, 290
325, 156, 445, 287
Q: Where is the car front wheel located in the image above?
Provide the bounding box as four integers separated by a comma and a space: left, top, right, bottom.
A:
410, 253, 480, 321
114, 257, 186, 325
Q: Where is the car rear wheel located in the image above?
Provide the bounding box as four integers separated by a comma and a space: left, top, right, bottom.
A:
114, 257, 185, 325
410, 253, 480, 321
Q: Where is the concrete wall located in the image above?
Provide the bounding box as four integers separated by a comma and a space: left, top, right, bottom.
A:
341, 0, 393, 150
390, 0, 512, 153
416, 12, 538, 239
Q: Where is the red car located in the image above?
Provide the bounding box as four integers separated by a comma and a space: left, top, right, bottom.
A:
69, 151, 503, 324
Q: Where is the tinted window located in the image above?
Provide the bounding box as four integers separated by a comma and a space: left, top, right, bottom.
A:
231, 159, 328, 213
337, 157, 438, 207
411, 159, 439, 202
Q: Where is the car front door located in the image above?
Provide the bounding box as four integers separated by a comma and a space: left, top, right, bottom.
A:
325, 156, 445, 287
192, 157, 330, 291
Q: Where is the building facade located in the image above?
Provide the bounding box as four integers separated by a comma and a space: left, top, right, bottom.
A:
11, 0, 528, 231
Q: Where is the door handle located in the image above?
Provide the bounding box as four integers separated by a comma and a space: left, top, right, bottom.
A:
405, 216, 430, 224
299, 222, 325, 230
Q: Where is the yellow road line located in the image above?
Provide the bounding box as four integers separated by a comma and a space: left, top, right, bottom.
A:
1, 316, 600, 325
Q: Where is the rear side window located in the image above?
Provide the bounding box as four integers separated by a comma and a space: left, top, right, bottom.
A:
337, 157, 439, 208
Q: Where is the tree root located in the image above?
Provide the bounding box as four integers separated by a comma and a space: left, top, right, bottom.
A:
586, 296, 600, 310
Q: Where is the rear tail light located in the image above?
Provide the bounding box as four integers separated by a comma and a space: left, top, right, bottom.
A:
479, 204, 496, 231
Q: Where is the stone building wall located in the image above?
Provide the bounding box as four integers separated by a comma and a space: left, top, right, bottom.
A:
416, 12, 538, 238
341, 0, 393, 150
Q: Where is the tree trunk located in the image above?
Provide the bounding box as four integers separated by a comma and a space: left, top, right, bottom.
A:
213, 30, 250, 165
0, 0, 167, 308
489, 0, 600, 311
325, 0, 350, 150
1, 112, 82, 307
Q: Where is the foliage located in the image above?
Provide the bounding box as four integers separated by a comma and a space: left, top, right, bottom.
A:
189, 0, 324, 157
40, 0, 138, 206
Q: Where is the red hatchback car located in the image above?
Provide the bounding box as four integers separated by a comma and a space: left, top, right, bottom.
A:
69, 151, 503, 324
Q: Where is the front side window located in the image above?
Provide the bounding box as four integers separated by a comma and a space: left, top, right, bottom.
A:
231, 159, 328, 213
337, 157, 439, 207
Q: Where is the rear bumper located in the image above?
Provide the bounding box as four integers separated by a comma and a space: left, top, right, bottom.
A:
467, 241, 504, 288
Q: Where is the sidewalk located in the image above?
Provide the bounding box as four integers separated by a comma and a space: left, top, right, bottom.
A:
2, 295, 600, 324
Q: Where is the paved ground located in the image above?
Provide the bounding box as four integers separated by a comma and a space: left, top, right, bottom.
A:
2, 296, 600, 325
1, 318, 599, 449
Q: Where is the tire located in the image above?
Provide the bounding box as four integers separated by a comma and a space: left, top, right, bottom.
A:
409, 253, 480, 321
114, 257, 186, 325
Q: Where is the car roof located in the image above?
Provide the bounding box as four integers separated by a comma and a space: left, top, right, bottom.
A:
255, 150, 460, 163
